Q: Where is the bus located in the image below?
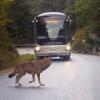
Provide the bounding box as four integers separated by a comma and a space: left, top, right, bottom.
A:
33, 12, 72, 60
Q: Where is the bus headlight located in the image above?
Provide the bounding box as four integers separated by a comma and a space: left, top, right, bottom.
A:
35, 46, 40, 51
66, 45, 71, 50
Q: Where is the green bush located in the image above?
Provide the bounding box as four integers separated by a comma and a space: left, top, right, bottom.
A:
19, 54, 35, 62
0, 29, 18, 70
72, 28, 93, 53
0, 50, 18, 70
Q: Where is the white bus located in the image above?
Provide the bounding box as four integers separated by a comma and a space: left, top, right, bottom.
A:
33, 12, 72, 60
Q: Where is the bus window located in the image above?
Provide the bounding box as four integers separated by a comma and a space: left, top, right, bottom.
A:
36, 18, 48, 39
36, 17, 69, 40
46, 18, 64, 39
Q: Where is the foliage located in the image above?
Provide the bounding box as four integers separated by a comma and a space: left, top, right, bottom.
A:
8, 0, 31, 43
71, 0, 100, 53
0, 0, 18, 70
0, 54, 35, 71
75, 0, 100, 33
0, 29, 18, 70
72, 28, 93, 53
19, 54, 35, 62
0, 0, 13, 27
40, 0, 66, 12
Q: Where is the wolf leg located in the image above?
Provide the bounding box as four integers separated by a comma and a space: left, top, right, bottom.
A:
15, 74, 22, 86
29, 73, 35, 83
37, 73, 44, 86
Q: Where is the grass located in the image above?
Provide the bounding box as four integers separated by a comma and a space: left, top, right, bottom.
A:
0, 54, 36, 71
19, 54, 36, 62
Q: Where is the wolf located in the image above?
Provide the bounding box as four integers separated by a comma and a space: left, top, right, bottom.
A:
8, 57, 52, 86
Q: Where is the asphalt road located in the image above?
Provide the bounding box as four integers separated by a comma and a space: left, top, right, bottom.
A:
0, 49, 100, 100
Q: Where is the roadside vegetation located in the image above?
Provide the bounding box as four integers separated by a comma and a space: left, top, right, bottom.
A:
19, 54, 35, 62
0, 54, 35, 71
0, 0, 18, 70
72, 0, 100, 54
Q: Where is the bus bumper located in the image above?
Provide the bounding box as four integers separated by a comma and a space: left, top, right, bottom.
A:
35, 51, 71, 60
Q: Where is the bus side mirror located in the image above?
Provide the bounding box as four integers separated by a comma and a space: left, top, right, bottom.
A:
72, 37, 75, 41
71, 37, 75, 44
32, 20, 34, 23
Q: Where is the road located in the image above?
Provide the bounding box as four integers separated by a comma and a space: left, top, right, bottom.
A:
0, 48, 100, 100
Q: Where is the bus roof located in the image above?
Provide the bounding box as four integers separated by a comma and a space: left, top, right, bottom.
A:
38, 12, 66, 17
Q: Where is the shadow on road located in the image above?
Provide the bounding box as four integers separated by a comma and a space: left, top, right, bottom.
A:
8, 85, 50, 90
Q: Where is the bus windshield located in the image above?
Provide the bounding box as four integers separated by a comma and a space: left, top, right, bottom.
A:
36, 16, 70, 45
36, 17, 68, 40
45, 18, 65, 39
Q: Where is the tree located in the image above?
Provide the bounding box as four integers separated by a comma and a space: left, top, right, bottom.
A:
71, 0, 100, 53
8, 0, 41, 44
0, 0, 13, 27
39, 0, 70, 12
75, 0, 100, 33
0, 0, 18, 69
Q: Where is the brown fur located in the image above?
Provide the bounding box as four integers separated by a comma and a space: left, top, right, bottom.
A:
8, 57, 52, 86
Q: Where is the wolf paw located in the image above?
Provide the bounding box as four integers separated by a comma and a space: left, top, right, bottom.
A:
29, 81, 34, 83
17, 84, 22, 87
15, 84, 22, 87
40, 84, 45, 86
19, 84, 22, 86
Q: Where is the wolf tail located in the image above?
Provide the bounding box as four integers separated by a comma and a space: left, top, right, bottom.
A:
8, 71, 16, 78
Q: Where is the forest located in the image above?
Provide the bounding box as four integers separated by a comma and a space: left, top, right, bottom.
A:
0, 0, 100, 68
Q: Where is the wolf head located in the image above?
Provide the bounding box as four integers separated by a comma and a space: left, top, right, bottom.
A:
39, 57, 52, 71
